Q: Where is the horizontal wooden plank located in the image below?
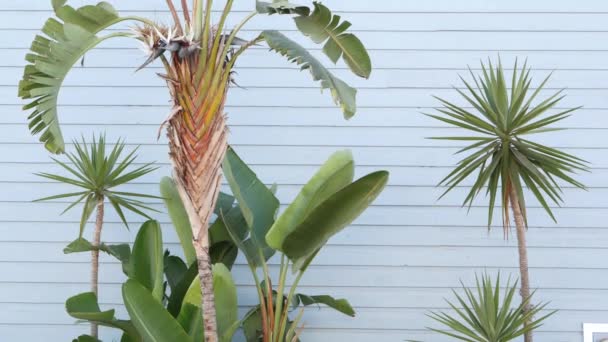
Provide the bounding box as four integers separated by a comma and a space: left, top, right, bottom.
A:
8, 0, 608, 12
4, 240, 608, 269
4, 263, 608, 290
0, 144, 605, 170
7, 48, 608, 71
0, 181, 598, 210
4, 104, 607, 133
2, 89, 599, 113
0, 301, 602, 333
3, 282, 607, 312
9, 29, 608, 51
9, 66, 608, 91
1, 162, 606, 188
2, 222, 608, 249
0, 124, 605, 151
6, 11, 608, 32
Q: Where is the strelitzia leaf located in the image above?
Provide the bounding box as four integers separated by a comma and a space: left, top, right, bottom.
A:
262, 30, 358, 118
294, 2, 371, 78
19, 1, 126, 153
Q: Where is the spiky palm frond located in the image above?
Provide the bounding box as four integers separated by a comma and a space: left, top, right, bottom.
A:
427, 59, 589, 230
35, 135, 159, 236
428, 273, 555, 342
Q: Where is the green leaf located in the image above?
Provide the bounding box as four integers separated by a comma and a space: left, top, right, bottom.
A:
66, 292, 140, 340
164, 254, 188, 292
266, 149, 354, 251
294, 294, 355, 317
176, 303, 203, 341
283, 171, 389, 267
262, 30, 358, 118
63, 238, 131, 275
213, 263, 240, 342
122, 279, 193, 342
166, 262, 199, 317
223, 146, 279, 261
19, 1, 124, 153
256, 0, 310, 15
130, 220, 164, 301
294, 2, 371, 78
160, 177, 196, 265
427, 59, 589, 228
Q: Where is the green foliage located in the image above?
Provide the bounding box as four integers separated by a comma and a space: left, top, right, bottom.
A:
18, 1, 125, 153
294, 2, 371, 78
262, 30, 357, 119
67, 218, 241, 342
130, 220, 164, 301
266, 150, 354, 251
426, 59, 589, 227
222, 146, 280, 262
427, 273, 555, 342
160, 177, 197, 265
20, 1, 371, 154
122, 279, 194, 342
35, 135, 158, 236
65, 292, 140, 340
223, 147, 387, 341
63, 237, 131, 275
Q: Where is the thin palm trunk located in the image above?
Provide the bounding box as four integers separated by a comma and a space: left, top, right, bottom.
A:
169, 110, 228, 342
90, 197, 104, 338
509, 187, 533, 342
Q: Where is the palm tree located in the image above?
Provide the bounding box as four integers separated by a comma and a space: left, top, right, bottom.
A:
426, 59, 589, 342
35, 136, 157, 338
18, 1, 371, 340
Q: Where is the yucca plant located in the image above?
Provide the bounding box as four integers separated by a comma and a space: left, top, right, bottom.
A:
19, 2, 371, 339
428, 273, 555, 342
35, 135, 157, 337
426, 59, 589, 342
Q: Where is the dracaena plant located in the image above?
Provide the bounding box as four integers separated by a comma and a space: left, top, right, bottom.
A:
426, 59, 589, 342
221, 147, 388, 342
34, 135, 157, 338
19, 2, 371, 339
427, 273, 555, 342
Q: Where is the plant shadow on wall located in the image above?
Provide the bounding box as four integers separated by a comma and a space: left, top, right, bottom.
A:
423, 59, 589, 342
18, 1, 372, 340
38, 141, 388, 341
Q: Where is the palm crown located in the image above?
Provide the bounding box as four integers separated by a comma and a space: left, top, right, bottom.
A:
35, 135, 158, 236
427, 59, 589, 230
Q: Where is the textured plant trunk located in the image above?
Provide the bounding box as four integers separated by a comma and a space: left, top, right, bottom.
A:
90, 197, 104, 339
168, 111, 228, 342
509, 187, 533, 342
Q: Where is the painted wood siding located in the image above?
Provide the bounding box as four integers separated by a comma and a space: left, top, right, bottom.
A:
1, 0, 607, 340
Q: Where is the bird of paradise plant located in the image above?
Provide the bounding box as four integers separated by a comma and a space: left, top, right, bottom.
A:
18, 1, 372, 340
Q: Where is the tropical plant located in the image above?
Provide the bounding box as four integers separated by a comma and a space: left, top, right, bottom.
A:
426, 59, 589, 342
427, 273, 555, 342
221, 147, 389, 341
66, 219, 241, 342
35, 135, 157, 338
19, 2, 371, 339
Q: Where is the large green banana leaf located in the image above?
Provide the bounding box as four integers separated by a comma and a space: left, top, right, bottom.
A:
19, 1, 129, 153
283, 171, 389, 268
130, 220, 164, 301
266, 150, 354, 251
122, 279, 193, 342
262, 30, 357, 118
160, 177, 197, 265
223, 146, 279, 261
294, 2, 371, 78
65, 292, 141, 341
